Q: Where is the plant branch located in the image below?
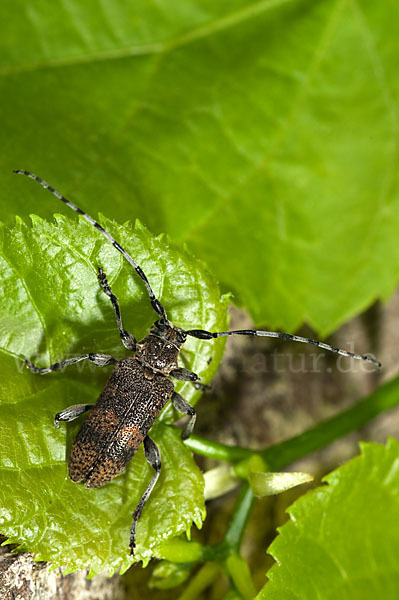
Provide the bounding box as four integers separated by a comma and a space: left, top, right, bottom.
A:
184, 377, 398, 469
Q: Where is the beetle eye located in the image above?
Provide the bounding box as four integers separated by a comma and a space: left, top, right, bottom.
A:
154, 319, 167, 331
176, 331, 187, 344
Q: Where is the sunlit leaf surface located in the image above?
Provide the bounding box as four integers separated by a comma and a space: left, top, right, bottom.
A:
257, 439, 399, 599
0, 216, 229, 575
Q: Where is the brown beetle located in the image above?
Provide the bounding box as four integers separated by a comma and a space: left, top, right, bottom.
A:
14, 170, 381, 555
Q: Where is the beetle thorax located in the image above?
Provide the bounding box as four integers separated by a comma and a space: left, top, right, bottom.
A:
135, 333, 180, 374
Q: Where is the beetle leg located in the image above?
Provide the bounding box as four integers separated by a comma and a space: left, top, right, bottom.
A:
54, 403, 92, 428
170, 367, 199, 382
97, 267, 136, 351
172, 392, 196, 440
192, 381, 211, 392
130, 436, 161, 556
23, 353, 117, 374
170, 367, 210, 391
174, 354, 211, 391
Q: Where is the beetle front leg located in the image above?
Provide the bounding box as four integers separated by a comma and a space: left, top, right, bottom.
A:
172, 392, 196, 440
54, 404, 92, 428
130, 436, 161, 556
97, 267, 136, 351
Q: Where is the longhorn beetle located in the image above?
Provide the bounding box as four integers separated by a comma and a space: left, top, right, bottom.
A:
13, 170, 381, 556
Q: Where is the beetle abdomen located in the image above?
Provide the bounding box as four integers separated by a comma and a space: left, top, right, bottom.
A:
68, 357, 174, 487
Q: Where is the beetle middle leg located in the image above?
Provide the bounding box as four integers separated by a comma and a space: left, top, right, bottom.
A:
54, 403, 92, 428
130, 435, 161, 556
170, 367, 210, 392
97, 267, 136, 351
192, 381, 211, 392
23, 353, 117, 374
170, 367, 211, 393
170, 367, 199, 382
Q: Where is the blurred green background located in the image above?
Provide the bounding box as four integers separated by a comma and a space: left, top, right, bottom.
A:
1, 0, 398, 335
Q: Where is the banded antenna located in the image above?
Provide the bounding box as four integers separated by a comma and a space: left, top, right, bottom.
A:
14, 170, 381, 368
185, 328, 381, 367
13, 170, 167, 321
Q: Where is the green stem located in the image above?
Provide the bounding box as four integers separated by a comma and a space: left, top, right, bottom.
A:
156, 483, 255, 564
264, 376, 398, 470
184, 377, 398, 469
223, 483, 254, 552
176, 562, 220, 600
184, 434, 252, 462
158, 379, 397, 594
226, 553, 257, 600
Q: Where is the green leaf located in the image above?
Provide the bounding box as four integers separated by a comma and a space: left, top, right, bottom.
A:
204, 464, 240, 500
0, 215, 229, 575
257, 439, 399, 600
233, 454, 314, 497
248, 471, 313, 498
1, 1, 398, 333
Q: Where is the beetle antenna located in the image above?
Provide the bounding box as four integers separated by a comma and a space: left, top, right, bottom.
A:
13, 170, 167, 321
185, 328, 381, 367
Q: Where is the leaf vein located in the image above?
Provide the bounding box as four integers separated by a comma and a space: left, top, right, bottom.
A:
0, 0, 294, 75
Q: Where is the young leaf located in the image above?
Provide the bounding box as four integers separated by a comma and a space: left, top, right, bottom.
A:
0, 215, 229, 575
248, 471, 313, 498
257, 439, 399, 599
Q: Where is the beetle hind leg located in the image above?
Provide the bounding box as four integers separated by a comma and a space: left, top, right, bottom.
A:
172, 392, 196, 440
130, 435, 161, 556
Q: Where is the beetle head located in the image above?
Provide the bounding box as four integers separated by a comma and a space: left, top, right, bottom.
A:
150, 320, 187, 346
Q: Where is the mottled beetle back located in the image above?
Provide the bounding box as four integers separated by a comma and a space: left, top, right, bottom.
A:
68, 358, 174, 488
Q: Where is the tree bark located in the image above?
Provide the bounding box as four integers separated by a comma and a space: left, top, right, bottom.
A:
0, 539, 122, 600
